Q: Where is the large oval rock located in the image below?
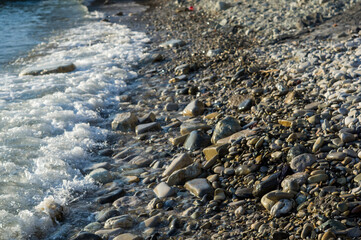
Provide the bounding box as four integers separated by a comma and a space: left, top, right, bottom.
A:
290, 153, 316, 172
270, 199, 293, 217
253, 172, 281, 197
211, 116, 242, 144
167, 162, 202, 186
183, 100, 205, 117
185, 178, 213, 198
162, 153, 193, 177
104, 215, 135, 229
111, 112, 138, 132
281, 172, 308, 192
183, 130, 211, 151
87, 168, 113, 184
287, 145, 308, 162
153, 182, 175, 198
261, 190, 293, 211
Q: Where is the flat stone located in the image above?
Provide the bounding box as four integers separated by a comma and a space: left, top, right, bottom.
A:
278, 120, 293, 127
238, 99, 253, 112
139, 53, 163, 65
84, 222, 103, 233
284, 91, 300, 104
202, 154, 218, 169
167, 162, 202, 186
169, 134, 189, 146
253, 172, 281, 197
235, 187, 253, 199
135, 122, 161, 135
211, 116, 241, 144
183, 130, 211, 151
104, 215, 135, 229
308, 173, 328, 184
234, 206, 245, 217
290, 153, 316, 172
164, 103, 179, 111
95, 228, 123, 238
143, 215, 161, 228
287, 145, 309, 162
114, 233, 143, 240
214, 188, 226, 201
96, 189, 125, 204
180, 120, 211, 135
84, 162, 112, 173
20, 62, 76, 76
265, 190, 294, 201
326, 152, 347, 161
153, 182, 175, 198
159, 39, 186, 48
87, 168, 113, 184
301, 223, 314, 239
184, 178, 213, 197
345, 227, 361, 238
320, 220, 346, 231
321, 231, 336, 240
354, 174, 361, 183
162, 153, 193, 177
113, 196, 141, 208
235, 164, 258, 176
270, 199, 293, 217
126, 176, 140, 183
204, 112, 220, 120
129, 155, 152, 168
175, 64, 190, 75
112, 112, 138, 132
304, 102, 320, 110
96, 209, 120, 222
202, 143, 229, 161
183, 100, 205, 117
281, 172, 308, 193
340, 132, 356, 143
216, 129, 257, 144
138, 112, 156, 124
312, 137, 324, 153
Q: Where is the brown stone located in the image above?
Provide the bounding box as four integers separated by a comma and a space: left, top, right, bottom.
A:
202, 143, 229, 161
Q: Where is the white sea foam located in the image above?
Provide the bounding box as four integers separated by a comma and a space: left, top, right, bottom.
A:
0, 5, 148, 239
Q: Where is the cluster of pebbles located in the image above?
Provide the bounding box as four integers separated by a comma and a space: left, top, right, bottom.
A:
68, 0, 361, 239
198, 0, 360, 43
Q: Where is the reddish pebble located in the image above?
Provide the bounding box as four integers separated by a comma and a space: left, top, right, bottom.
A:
351, 205, 361, 214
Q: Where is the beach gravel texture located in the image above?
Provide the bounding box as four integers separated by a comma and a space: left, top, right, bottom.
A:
66, 0, 361, 239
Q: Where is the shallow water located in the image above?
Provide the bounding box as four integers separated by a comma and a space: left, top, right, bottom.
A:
0, 0, 148, 239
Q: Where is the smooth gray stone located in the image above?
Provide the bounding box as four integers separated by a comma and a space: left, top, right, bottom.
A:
135, 122, 161, 135
290, 153, 316, 172
183, 130, 211, 151
185, 178, 213, 197
238, 99, 253, 111
253, 172, 281, 197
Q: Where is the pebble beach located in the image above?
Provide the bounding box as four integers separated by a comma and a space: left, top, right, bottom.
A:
63, 0, 361, 239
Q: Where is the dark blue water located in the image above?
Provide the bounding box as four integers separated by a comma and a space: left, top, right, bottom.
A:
0, 0, 88, 69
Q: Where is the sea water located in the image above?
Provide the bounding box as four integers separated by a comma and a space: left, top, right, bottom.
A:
0, 0, 148, 239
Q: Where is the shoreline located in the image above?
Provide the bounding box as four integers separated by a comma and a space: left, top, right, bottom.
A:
68, 0, 361, 239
